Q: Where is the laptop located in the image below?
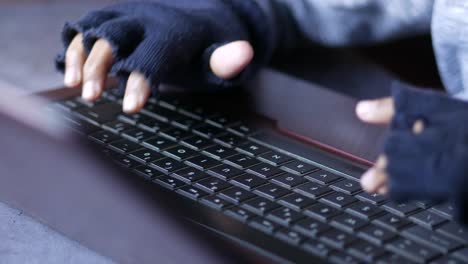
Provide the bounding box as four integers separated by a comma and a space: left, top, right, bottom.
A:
0, 66, 467, 264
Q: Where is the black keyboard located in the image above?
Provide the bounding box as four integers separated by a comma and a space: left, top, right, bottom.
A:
51, 91, 468, 264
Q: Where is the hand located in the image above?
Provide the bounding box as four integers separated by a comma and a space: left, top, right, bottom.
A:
64, 34, 253, 113
355, 97, 425, 194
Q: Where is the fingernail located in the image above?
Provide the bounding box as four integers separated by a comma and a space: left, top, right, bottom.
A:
82, 82, 97, 101
356, 101, 374, 118
360, 169, 376, 191
65, 69, 80, 87
123, 93, 138, 113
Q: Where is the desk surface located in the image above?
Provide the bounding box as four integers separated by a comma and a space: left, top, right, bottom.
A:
0, 1, 114, 263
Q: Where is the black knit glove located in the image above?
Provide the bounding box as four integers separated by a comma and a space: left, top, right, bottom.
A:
385, 82, 468, 223
55, 0, 272, 93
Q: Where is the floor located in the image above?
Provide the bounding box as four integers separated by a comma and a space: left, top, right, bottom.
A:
0, 1, 114, 263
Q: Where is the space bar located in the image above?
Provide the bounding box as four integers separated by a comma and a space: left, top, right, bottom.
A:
249, 129, 367, 181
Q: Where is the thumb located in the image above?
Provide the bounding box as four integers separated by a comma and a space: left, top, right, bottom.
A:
209, 41, 253, 80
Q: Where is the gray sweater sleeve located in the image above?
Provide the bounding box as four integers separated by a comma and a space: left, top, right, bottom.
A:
257, 0, 434, 47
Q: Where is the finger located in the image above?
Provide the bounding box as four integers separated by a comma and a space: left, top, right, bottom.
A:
412, 119, 425, 134
123, 71, 151, 113
82, 39, 114, 101
64, 34, 85, 87
356, 97, 395, 124
360, 167, 388, 193
210, 41, 254, 80
377, 185, 389, 195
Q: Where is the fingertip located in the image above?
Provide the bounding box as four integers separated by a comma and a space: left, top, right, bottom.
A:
123, 72, 151, 114
210, 40, 254, 80
356, 100, 374, 122
360, 169, 378, 193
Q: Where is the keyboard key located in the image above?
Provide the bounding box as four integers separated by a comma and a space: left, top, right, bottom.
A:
346, 201, 384, 220
281, 160, 319, 175
129, 149, 165, 163
193, 124, 224, 138
242, 196, 279, 215
373, 213, 411, 232
304, 203, 341, 222
180, 135, 213, 150
376, 253, 415, 264
118, 112, 146, 125
176, 185, 209, 200
112, 155, 140, 168
294, 182, 332, 199
386, 238, 440, 263
301, 239, 331, 258
200, 195, 232, 210
278, 193, 315, 211
172, 167, 209, 183
437, 222, 468, 244
331, 214, 368, 233
142, 136, 176, 151
203, 145, 237, 160
246, 163, 283, 179
89, 130, 119, 144
275, 228, 305, 245
383, 202, 421, 217
171, 116, 198, 130
409, 211, 448, 229
218, 186, 255, 204
108, 139, 141, 154
133, 166, 163, 180
293, 218, 329, 238
206, 113, 238, 128
224, 154, 259, 169
356, 192, 387, 205
185, 155, 222, 170
306, 170, 341, 185
225, 206, 255, 222
214, 133, 245, 147
402, 225, 462, 253
266, 206, 303, 226
271, 173, 306, 189
258, 151, 292, 166
330, 179, 362, 195
329, 252, 361, 264
153, 175, 186, 190
236, 142, 270, 156
230, 174, 267, 190
227, 123, 256, 136
142, 104, 180, 122
75, 102, 121, 125
249, 218, 280, 234
320, 192, 357, 209
253, 183, 291, 200
320, 228, 356, 249
102, 120, 131, 134
163, 146, 197, 160
138, 117, 169, 132
195, 177, 230, 194
348, 241, 386, 262
122, 128, 154, 142
453, 248, 468, 262
431, 255, 465, 264
149, 157, 185, 174
431, 203, 455, 219
358, 224, 396, 245
179, 104, 208, 120
159, 127, 191, 141
55, 99, 84, 112
207, 164, 243, 180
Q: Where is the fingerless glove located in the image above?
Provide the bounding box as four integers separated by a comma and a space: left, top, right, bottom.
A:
385, 82, 468, 223
56, 0, 273, 93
